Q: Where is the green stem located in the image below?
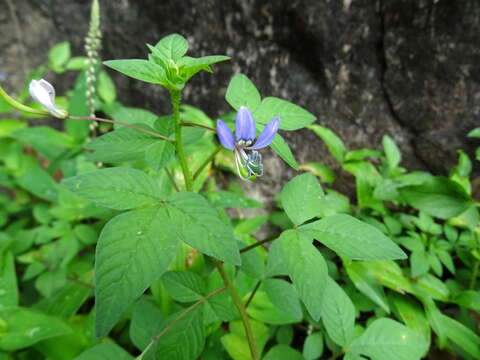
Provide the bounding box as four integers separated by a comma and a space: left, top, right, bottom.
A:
136, 286, 227, 359
214, 260, 259, 360
193, 146, 222, 181
170, 90, 193, 191
0, 85, 49, 116
470, 259, 479, 289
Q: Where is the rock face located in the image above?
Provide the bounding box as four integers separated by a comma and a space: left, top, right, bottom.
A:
1, 0, 479, 195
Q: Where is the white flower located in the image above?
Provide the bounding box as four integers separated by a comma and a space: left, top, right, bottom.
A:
28, 79, 68, 118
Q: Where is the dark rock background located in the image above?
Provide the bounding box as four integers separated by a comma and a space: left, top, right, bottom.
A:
1, 0, 479, 196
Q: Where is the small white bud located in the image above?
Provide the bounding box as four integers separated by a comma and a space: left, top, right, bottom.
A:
28, 79, 68, 119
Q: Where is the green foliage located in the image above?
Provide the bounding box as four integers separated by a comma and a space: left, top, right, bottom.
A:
1, 28, 479, 360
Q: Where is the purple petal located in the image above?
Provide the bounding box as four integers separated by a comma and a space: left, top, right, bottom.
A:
249, 117, 280, 150
216, 119, 235, 150
235, 106, 256, 142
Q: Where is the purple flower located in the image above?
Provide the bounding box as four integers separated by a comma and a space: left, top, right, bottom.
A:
217, 106, 280, 180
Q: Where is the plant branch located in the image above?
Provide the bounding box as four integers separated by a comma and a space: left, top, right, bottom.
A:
164, 167, 180, 192
213, 260, 259, 360
136, 286, 227, 359
170, 90, 193, 191
69, 116, 174, 143
245, 280, 261, 309
181, 121, 215, 132
193, 146, 222, 180
240, 237, 275, 254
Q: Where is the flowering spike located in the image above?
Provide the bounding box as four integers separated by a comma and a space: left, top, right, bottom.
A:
249, 117, 280, 150
216, 119, 235, 150
28, 79, 68, 119
235, 106, 256, 142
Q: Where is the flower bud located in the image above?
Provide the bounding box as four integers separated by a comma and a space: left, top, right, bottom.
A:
28, 79, 68, 119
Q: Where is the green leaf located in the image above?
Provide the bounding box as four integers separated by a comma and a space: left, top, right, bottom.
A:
399, 177, 472, 219
247, 291, 300, 325
308, 125, 346, 162
0, 307, 71, 351
66, 71, 90, 141
204, 191, 262, 209
300, 214, 406, 260
153, 34, 189, 61
221, 320, 269, 360
145, 141, 175, 170
162, 271, 205, 302
263, 345, 304, 360
97, 70, 117, 104
253, 97, 316, 130
390, 293, 430, 343
12, 126, 75, 160
263, 278, 303, 321
415, 274, 450, 301
303, 332, 324, 360
321, 277, 355, 347
441, 314, 480, 358
154, 306, 205, 360
345, 261, 390, 313
66, 56, 88, 70
129, 298, 163, 351
467, 127, 480, 138
17, 167, 59, 202
281, 173, 324, 225
410, 250, 429, 278
74, 343, 133, 360
453, 290, 480, 312
179, 55, 230, 81
278, 230, 327, 320
104, 59, 166, 84
168, 192, 241, 265
269, 133, 298, 170
95, 206, 179, 337
48, 42, 71, 69
111, 107, 159, 128
299, 162, 336, 183
62, 168, 163, 210
225, 73, 262, 111
0, 252, 18, 308
85, 126, 159, 163
0, 119, 26, 137
346, 318, 428, 360
382, 135, 401, 170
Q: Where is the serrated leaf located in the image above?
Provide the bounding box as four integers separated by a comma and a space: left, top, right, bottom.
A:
300, 214, 406, 260
254, 97, 316, 130
95, 206, 179, 337
85, 126, 159, 163
346, 318, 428, 360
0, 307, 71, 351
154, 306, 205, 360
308, 124, 346, 162
225, 73, 261, 111
104, 59, 166, 84
153, 34, 189, 61
321, 277, 355, 347
269, 133, 298, 170
129, 298, 164, 351
399, 177, 473, 220
278, 230, 327, 320
74, 343, 133, 360
168, 192, 241, 265
162, 271, 205, 302
263, 279, 302, 321
281, 173, 324, 225
62, 168, 163, 210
